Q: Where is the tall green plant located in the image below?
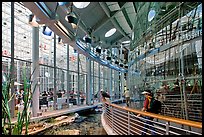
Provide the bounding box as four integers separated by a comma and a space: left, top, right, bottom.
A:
2, 64, 37, 135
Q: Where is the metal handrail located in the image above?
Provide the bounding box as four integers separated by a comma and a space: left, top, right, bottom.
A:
102, 102, 202, 135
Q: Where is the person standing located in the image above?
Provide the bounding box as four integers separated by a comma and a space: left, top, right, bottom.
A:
123, 89, 130, 107
42, 91, 48, 107
100, 90, 110, 103
137, 89, 156, 135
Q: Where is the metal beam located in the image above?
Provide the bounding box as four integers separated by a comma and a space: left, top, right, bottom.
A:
94, 2, 130, 36
99, 2, 130, 40
121, 7, 133, 30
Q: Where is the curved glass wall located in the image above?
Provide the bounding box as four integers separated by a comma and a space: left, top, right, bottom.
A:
2, 2, 122, 116
129, 3, 202, 122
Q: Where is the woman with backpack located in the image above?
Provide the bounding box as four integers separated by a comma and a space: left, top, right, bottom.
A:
136, 89, 156, 135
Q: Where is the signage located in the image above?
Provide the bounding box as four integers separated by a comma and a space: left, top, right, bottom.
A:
181, 29, 202, 42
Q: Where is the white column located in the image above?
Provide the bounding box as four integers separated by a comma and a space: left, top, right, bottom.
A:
31, 26, 40, 117
98, 64, 101, 101
10, 2, 15, 118
86, 57, 92, 105
17, 60, 20, 91
53, 34, 57, 110
67, 44, 70, 107
77, 52, 80, 105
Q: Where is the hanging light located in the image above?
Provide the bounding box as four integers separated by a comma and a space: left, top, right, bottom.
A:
65, 3, 78, 29
115, 59, 119, 64
106, 56, 111, 60
119, 63, 124, 67
58, 37, 63, 44
42, 26, 52, 36
29, 14, 39, 27
96, 47, 101, 54
65, 13, 78, 29
84, 35, 92, 44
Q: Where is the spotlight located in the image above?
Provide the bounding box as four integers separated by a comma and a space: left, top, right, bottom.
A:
74, 49, 77, 53
42, 26, 52, 36
29, 14, 39, 27
65, 14, 78, 29
96, 48, 101, 54
119, 63, 123, 67
115, 60, 119, 64
85, 36, 92, 44
106, 56, 111, 60
58, 37, 63, 44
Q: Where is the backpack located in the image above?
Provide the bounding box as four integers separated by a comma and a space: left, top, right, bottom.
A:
102, 91, 110, 98
148, 97, 161, 114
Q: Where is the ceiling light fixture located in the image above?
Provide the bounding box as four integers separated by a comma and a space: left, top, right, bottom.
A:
65, 14, 78, 29
122, 40, 130, 44
105, 28, 116, 37
58, 37, 63, 44
73, 2, 90, 9
96, 47, 101, 54
42, 26, 52, 36
29, 14, 39, 27
65, 4, 78, 29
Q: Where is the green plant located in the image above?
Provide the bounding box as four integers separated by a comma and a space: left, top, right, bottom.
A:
2, 64, 37, 135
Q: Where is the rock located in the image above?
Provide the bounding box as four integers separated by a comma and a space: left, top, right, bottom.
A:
74, 116, 86, 123
55, 129, 80, 135
54, 115, 68, 121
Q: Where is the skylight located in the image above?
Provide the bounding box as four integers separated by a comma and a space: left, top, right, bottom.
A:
148, 9, 156, 22
105, 28, 116, 37
73, 2, 90, 9
122, 40, 130, 44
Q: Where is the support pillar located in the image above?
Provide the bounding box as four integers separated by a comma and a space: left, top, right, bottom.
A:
86, 57, 92, 105
67, 44, 70, 107
10, 2, 15, 118
17, 60, 21, 91
31, 26, 40, 117
53, 34, 57, 110
98, 64, 101, 102
92, 61, 94, 104
77, 52, 80, 105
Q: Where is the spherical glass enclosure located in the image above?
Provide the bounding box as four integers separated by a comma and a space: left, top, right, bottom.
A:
105, 28, 116, 37
148, 9, 156, 22
73, 2, 90, 9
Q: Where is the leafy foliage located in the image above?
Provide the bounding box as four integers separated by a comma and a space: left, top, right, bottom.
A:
2, 64, 37, 135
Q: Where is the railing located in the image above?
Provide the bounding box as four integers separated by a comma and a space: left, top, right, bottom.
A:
102, 102, 202, 135
161, 93, 202, 122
